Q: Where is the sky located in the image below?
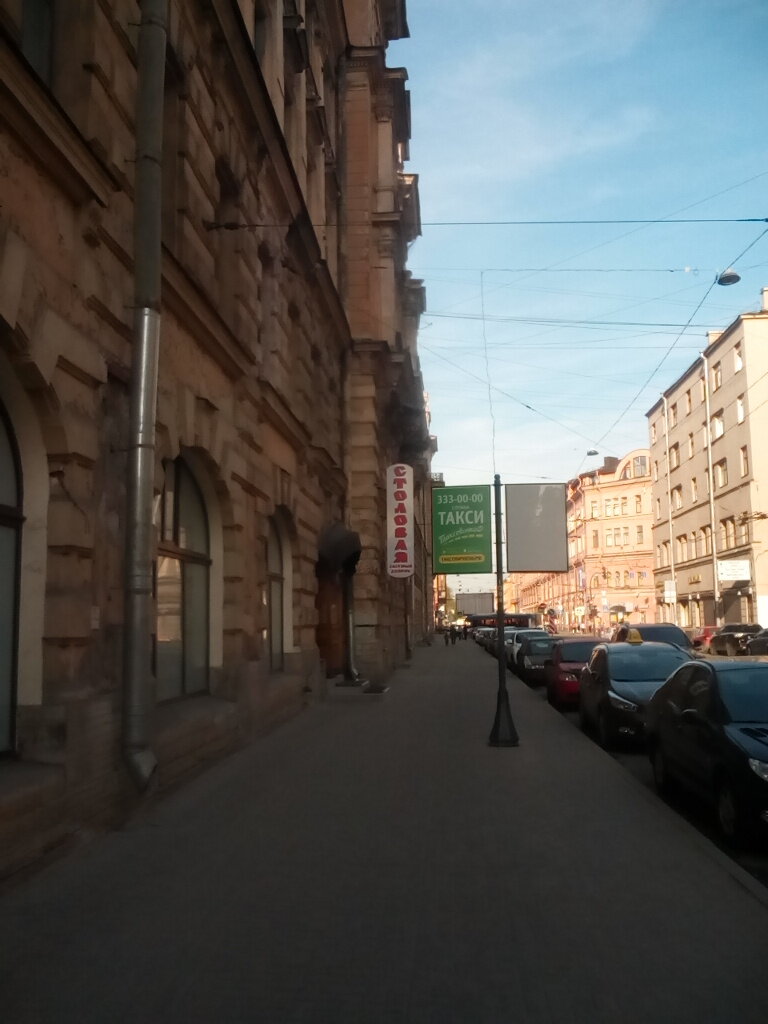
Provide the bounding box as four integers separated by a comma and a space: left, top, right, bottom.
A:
388, 1, 768, 490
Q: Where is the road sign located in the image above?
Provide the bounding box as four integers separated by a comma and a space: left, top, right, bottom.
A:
432, 485, 492, 574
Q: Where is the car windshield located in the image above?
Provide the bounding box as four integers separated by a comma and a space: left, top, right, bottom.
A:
636, 625, 691, 648
718, 668, 768, 722
525, 639, 555, 654
560, 641, 598, 661
609, 647, 690, 682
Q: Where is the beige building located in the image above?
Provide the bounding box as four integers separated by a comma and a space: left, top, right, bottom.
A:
647, 289, 768, 629
508, 452, 657, 632
0, 0, 433, 877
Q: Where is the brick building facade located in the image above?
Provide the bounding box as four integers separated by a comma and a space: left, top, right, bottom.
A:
0, 0, 433, 877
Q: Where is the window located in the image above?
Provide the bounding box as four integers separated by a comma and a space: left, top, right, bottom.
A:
635, 494, 642, 514
633, 455, 648, 478
740, 446, 749, 477
623, 527, 629, 546
662, 541, 670, 567
672, 486, 683, 510
737, 395, 745, 423
591, 574, 601, 591
714, 459, 728, 488
267, 517, 285, 672
704, 468, 710, 494
701, 423, 708, 450
0, 402, 21, 753
656, 544, 661, 567
677, 535, 687, 562
712, 361, 722, 391
691, 477, 698, 502
620, 497, 627, 515
685, 389, 692, 414
606, 531, 613, 547
655, 497, 661, 519
653, 460, 659, 482
155, 459, 210, 701
734, 343, 743, 372
636, 525, 644, 544
591, 529, 598, 549
669, 403, 678, 426
724, 518, 736, 549
687, 433, 694, 458
702, 525, 712, 555
614, 572, 620, 588
698, 376, 706, 402
613, 528, 621, 546
711, 411, 724, 440
670, 443, 680, 469
590, 501, 598, 519
22, 0, 54, 84
605, 499, 612, 517
651, 422, 657, 444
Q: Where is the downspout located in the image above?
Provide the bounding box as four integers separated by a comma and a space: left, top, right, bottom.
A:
701, 354, 721, 625
122, 0, 168, 789
662, 396, 678, 625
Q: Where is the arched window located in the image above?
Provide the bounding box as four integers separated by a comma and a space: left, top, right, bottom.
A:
154, 459, 210, 701
267, 518, 284, 671
0, 403, 22, 753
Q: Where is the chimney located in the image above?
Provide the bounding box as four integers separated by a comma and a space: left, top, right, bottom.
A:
762, 287, 768, 312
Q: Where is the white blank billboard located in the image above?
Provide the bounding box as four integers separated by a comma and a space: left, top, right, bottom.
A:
505, 483, 568, 572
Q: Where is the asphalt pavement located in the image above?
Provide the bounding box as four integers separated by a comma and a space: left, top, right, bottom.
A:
3, 637, 768, 1023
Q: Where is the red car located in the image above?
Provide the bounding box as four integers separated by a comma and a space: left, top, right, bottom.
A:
545, 636, 600, 709
691, 625, 718, 652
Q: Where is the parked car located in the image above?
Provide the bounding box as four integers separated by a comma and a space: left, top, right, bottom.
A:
517, 634, 560, 687
746, 630, 768, 655
709, 623, 763, 657
507, 628, 549, 673
579, 638, 693, 748
474, 627, 495, 648
544, 636, 600, 709
645, 659, 768, 843
609, 622, 693, 650
691, 625, 718, 652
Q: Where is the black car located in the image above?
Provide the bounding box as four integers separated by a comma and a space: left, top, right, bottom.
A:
645, 660, 768, 843
746, 630, 768, 655
709, 623, 763, 656
517, 634, 558, 687
610, 622, 692, 651
579, 640, 692, 748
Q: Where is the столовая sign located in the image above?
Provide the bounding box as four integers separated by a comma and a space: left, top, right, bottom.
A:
432, 485, 492, 574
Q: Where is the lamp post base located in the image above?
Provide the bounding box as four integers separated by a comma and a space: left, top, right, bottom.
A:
488, 690, 520, 747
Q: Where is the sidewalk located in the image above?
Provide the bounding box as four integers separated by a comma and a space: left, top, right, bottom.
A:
3, 638, 768, 1023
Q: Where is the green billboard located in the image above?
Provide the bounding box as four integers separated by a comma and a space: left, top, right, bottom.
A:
432, 485, 492, 574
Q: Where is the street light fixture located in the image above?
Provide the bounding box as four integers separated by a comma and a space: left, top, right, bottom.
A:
716, 268, 740, 286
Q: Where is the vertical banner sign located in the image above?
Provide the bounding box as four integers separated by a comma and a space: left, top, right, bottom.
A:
505, 483, 568, 572
386, 464, 414, 577
432, 485, 492, 574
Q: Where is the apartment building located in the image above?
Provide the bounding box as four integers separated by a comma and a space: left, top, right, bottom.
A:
509, 451, 657, 632
647, 288, 768, 629
0, 0, 432, 877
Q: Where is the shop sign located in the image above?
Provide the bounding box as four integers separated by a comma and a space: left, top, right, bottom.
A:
717, 559, 751, 582
386, 464, 414, 578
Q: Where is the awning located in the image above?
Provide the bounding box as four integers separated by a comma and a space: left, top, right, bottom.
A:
317, 523, 362, 573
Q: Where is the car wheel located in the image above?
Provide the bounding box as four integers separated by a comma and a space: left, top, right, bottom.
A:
715, 779, 747, 846
597, 707, 616, 750
651, 744, 673, 795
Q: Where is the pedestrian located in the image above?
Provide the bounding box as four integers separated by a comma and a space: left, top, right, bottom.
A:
462, 623, 469, 640
450, 624, 458, 645
443, 628, 449, 646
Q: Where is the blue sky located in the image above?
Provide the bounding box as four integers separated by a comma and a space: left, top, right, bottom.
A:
389, 0, 768, 502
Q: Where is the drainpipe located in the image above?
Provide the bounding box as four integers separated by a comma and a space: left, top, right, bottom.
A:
662, 396, 678, 624
122, 0, 167, 789
701, 353, 721, 626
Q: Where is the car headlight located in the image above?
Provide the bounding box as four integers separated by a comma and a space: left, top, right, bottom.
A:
607, 690, 639, 713
748, 758, 768, 783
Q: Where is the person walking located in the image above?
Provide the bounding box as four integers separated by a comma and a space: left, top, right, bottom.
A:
450, 624, 458, 645
443, 628, 450, 646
